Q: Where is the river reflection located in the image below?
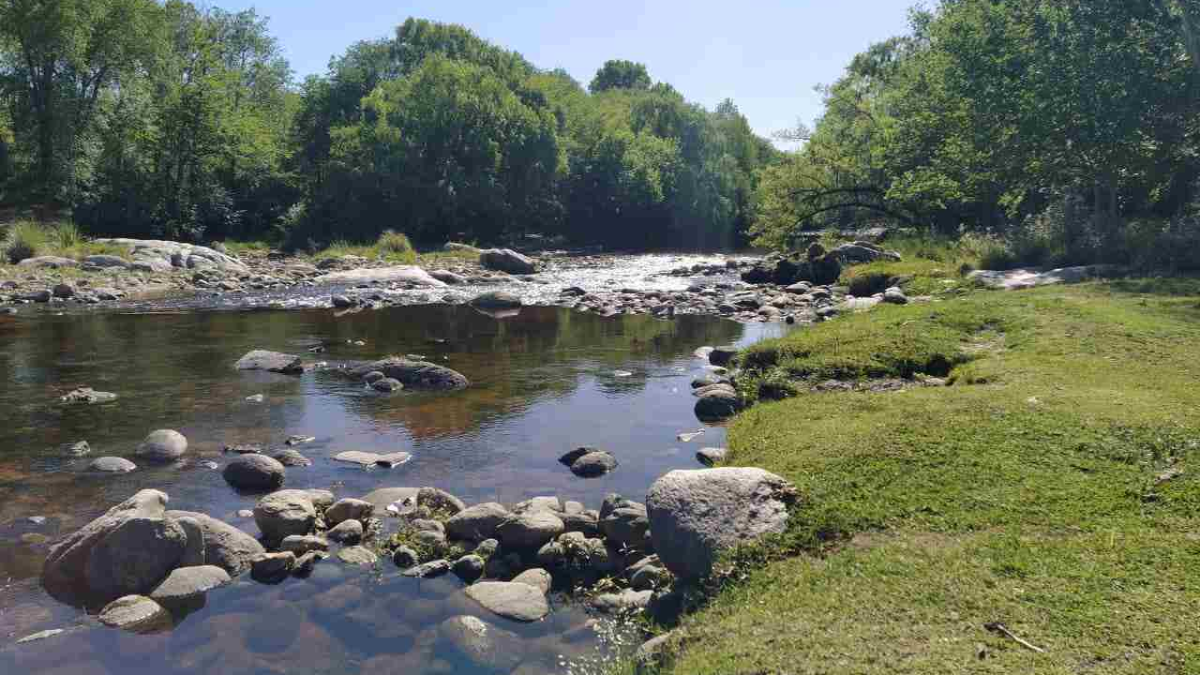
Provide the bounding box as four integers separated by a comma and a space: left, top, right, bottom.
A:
0, 304, 789, 674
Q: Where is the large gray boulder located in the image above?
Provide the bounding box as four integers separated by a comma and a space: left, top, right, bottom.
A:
134, 429, 188, 463
438, 615, 524, 673
600, 496, 649, 548
346, 357, 469, 391
234, 350, 304, 375
95, 238, 249, 274
463, 581, 551, 622
165, 510, 264, 577
253, 490, 317, 543
222, 454, 286, 491
480, 248, 537, 275
42, 490, 192, 605
646, 468, 798, 580
445, 503, 511, 541
312, 265, 448, 287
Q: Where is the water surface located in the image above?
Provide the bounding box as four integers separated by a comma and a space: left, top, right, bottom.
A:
0, 303, 788, 674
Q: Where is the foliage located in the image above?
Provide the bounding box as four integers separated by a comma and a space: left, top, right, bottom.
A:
662, 282, 1200, 674
0, 12, 775, 250
589, 59, 652, 93
1, 219, 123, 263
751, 0, 1200, 271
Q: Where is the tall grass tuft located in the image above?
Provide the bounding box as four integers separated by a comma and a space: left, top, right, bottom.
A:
3, 221, 48, 264
377, 230, 416, 262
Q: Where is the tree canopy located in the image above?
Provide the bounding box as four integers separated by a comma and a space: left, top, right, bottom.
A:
0, 12, 775, 251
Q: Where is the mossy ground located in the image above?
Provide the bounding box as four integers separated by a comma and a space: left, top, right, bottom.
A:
653, 281, 1200, 674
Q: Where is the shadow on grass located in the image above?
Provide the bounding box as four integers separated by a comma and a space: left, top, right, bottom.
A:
1103, 276, 1200, 297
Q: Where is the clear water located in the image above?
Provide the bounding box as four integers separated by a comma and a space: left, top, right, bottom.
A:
0, 301, 789, 674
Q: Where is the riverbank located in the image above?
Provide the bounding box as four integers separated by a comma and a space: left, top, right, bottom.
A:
641, 277, 1200, 674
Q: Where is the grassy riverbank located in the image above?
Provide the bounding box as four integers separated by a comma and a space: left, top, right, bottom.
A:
654, 279, 1200, 674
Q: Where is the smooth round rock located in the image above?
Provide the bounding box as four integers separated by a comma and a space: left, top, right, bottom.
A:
135, 430, 188, 463
149, 565, 231, 605
222, 454, 285, 491
90, 457, 137, 473
463, 581, 551, 622
98, 595, 172, 633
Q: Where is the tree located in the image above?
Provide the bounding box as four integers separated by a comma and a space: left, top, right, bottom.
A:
588, 60, 652, 93
0, 0, 159, 208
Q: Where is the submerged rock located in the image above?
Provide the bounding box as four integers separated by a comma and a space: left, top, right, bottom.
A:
438, 615, 524, 673
469, 291, 523, 309
347, 357, 470, 391
646, 468, 798, 580
60, 387, 118, 405
89, 457, 137, 473
463, 581, 550, 622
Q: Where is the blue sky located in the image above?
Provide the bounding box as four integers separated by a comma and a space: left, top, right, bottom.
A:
213, 0, 914, 142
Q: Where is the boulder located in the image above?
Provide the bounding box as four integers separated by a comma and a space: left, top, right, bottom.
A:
281, 535, 329, 555
312, 265, 448, 287
52, 283, 75, 299
134, 429, 188, 463
272, 448, 312, 467
883, 286, 909, 305
833, 242, 900, 265
402, 558, 451, 578
149, 565, 230, 606
337, 545, 378, 565
511, 568, 552, 594
18, 256, 78, 269
438, 615, 524, 673
696, 447, 728, 467
463, 581, 551, 622
418, 487, 467, 515
392, 546, 420, 569
89, 457, 137, 473
327, 519, 363, 544
452, 554, 485, 583
446, 503, 511, 541
479, 248, 537, 275
469, 291, 523, 309
495, 510, 564, 550
695, 389, 741, 421
347, 357, 469, 391
326, 498, 374, 526
600, 498, 649, 549
234, 350, 304, 375
566, 450, 618, 477
97, 595, 172, 633
590, 588, 653, 614
429, 270, 467, 285
164, 511, 264, 577
371, 377, 403, 392
41, 490, 186, 605
253, 490, 316, 543
708, 346, 738, 367
83, 254, 130, 269
251, 552, 295, 582
222, 454, 286, 491
95, 239, 249, 274
646, 468, 798, 580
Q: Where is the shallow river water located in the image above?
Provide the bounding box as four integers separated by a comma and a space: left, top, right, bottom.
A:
0, 294, 789, 674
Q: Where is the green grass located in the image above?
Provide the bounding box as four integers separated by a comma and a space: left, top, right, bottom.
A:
652, 282, 1200, 675
1, 220, 127, 264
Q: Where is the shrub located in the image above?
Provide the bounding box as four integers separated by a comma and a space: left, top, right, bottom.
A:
377, 230, 415, 259
3, 221, 47, 264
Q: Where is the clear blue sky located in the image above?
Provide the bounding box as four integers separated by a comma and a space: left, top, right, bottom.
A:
213, 0, 914, 142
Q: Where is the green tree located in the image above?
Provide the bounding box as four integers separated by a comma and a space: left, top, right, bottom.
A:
588, 59, 652, 93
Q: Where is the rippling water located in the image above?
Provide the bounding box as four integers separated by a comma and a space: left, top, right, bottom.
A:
0, 300, 790, 674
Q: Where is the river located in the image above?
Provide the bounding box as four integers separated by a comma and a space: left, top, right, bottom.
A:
0, 259, 793, 674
